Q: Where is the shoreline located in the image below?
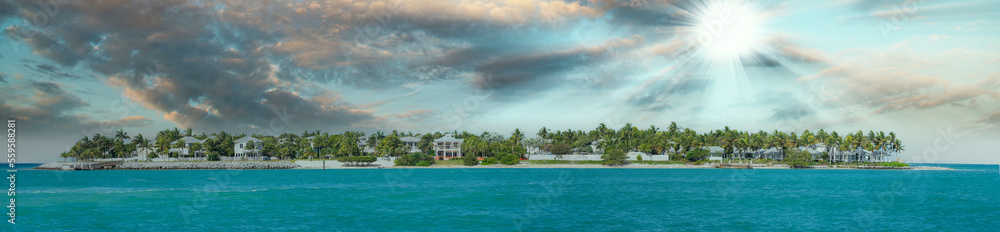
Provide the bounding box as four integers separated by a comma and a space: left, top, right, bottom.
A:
33, 161, 955, 171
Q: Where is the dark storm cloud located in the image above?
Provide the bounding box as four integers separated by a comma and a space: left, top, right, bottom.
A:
0, 80, 88, 125
0, 0, 15, 23
4, 0, 374, 133
473, 46, 607, 92
3, 0, 711, 132
607, 5, 684, 28
18, 60, 89, 80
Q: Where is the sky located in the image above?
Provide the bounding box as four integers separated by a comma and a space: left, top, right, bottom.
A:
1, 0, 998, 164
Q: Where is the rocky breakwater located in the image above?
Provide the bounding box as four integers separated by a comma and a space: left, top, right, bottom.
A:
115, 161, 300, 170
36, 161, 300, 170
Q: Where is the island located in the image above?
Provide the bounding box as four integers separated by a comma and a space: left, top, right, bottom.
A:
35, 122, 952, 170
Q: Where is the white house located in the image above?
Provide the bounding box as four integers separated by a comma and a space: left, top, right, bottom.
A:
433, 134, 463, 159
168, 136, 205, 159
400, 136, 421, 153
234, 136, 263, 160
707, 146, 725, 161
589, 139, 605, 153
357, 137, 375, 153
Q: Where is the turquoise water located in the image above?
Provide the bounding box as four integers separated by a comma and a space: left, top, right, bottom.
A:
6, 164, 999, 231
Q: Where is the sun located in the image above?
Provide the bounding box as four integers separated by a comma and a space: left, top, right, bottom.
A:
689, 0, 767, 62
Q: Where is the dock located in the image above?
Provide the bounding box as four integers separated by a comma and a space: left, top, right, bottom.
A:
47, 161, 123, 170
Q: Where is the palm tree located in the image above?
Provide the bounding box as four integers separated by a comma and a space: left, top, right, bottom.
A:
184, 127, 194, 137
537, 127, 549, 139
113, 129, 130, 160
132, 134, 153, 160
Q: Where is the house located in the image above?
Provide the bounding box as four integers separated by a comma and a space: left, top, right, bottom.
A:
357, 137, 375, 153
589, 139, 604, 153
704, 146, 725, 160
234, 136, 263, 160
433, 134, 463, 159
400, 136, 421, 153
168, 136, 206, 159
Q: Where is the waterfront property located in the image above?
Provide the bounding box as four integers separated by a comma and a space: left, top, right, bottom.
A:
401, 136, 421, 153
168, 136, 206, 160
357, 137, 375, 153
233, 136, 264, 160
433, 134, 463, 159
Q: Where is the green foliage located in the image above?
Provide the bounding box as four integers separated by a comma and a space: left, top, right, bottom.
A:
636, 154, 643, 161
482, 157, 499, 165
550, 143, 572, 154
337, 156, 377, 166
786, 149, 812, 168
377, 134, 404, 157
821, 152, 830, 161
206, 152, 220, 161
499, 153, 520, 165
337, 139, 361, 157
462, 155, 479, 166
686, 149, 709, 161
878, 161, 909, 167
631, 160, 686, 165
669, 153, 685, 162
527, 160, 604, 165
601, 148, 628, 166
415, 161, 431, 166
394, 152, 436, 166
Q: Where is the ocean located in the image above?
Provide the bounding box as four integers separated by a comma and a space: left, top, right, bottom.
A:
6, 164, 999, 231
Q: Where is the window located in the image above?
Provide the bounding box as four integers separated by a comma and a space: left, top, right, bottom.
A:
240, 144, 243, 149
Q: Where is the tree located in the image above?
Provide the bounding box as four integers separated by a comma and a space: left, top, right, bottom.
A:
537, 127, 549, 139
601, 148, 627, 166
787, 149, 812, 168
418, 133, 436, 154
686, 148, 709, 162
338, 156, 377, 166
337, 137, 360, 157
462, 153, 479, 166
395, 152, 436, 166
377, 134, 404, 157
189, 142, 203, 158
499, 153, 520, 165
550, 143, 571, 154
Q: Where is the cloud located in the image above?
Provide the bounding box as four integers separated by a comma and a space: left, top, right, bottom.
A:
968, 109, 1000, 135
625, 66, 712, 112
472, 35, 646, 97
0, 72, 6, 83
0, 0, 15, 23
98, 115, 156, 128
3, 0, 376, 134
769, 36, 829, 63
16, 59, 91, 80
391, 109, 433, 122
797, 36, 1000, 115
2, 81, 156, 133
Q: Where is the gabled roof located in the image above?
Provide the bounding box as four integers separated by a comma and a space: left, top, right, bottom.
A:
176, 136, 204, 144
434, 135, 463, 142
234, 136, 262, 144
400, 136, 420, 142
